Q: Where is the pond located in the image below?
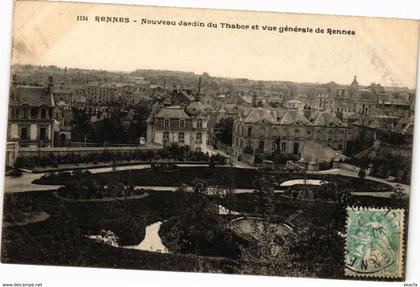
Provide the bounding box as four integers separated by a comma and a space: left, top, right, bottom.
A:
124, 221, 169, 253
87, 221, 169, 253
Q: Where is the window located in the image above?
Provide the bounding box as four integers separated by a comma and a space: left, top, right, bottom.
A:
163, 131, 169, 140
248, 127, 252, 136
259, 127, 265, 137
196, 132, 202, 143
258, 140, 264, 152
281, 142, 287, 152
293, 142, 299, 155
20, 127, 28, 140
41, 109, 47, 119
164, 119, 169, 127
179, 120, 185, 128
31, 108, 38, 119
197, 119, 203, 128
40, 127, 47, 140
178, 132, 184, 143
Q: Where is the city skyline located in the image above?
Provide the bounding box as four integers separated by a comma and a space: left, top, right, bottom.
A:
10, 63, 417, 91
11, 1, 420, 89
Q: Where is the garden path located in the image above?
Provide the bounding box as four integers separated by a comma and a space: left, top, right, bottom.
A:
312, 168, 410, 196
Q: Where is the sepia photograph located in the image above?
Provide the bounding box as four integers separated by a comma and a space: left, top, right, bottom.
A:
1, 0, 420, 284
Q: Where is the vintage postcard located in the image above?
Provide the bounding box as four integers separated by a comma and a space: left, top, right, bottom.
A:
1, 0, 419, 281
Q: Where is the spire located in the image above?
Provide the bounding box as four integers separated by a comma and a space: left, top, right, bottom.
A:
351, 75, 359, 87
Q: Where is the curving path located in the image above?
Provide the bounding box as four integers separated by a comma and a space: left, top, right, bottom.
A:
312, 168, 410, 197
4, 164, 408, 200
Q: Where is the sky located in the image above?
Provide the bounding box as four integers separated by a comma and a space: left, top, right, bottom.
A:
11, 0, 420, 88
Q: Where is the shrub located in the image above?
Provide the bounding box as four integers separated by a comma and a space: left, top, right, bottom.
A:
8, 168, 23, 177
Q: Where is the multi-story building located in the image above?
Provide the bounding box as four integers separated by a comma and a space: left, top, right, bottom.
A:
315, 76, 379, 116
146, 101, 209, 152
232, 107, 351, 157
8, 76, 55, 147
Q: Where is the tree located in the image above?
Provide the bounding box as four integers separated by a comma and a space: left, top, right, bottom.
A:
358, 168, 366, 180
71, 108, 95, 143
240, 176, 315, 276
167, 179, 236, 260
252, 176, 276, 221
52, 204, 84, 266
92, 108, 125, 144
215, 117, 234, 146
391, 184, 408, 208
378, 110, 409, 145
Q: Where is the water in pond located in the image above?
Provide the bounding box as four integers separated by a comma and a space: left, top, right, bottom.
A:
124, 221, 169, 253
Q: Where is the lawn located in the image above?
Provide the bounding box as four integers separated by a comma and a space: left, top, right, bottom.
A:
34, 166, 393, 192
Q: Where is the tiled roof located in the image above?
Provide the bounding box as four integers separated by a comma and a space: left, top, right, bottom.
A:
155, 106, 190, 120
278, 110, 311, 125
10, 85, 54, 107
178, 90, 195, 101
146, 102, 162, 123
224, 104, 239, 114
243, 108, 277, 124
310, 111, 346, 127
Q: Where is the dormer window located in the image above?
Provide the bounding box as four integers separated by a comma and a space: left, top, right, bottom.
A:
197, 119, 203, 128
41, 109, 47, 119
164, 119, 169, 127
179, 120, 185, 128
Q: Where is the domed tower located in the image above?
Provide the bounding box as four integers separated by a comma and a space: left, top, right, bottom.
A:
186, 100, 205, 117
349, 75, 359, 97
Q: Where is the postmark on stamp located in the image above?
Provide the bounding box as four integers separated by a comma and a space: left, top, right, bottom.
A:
345, 207, 404, 278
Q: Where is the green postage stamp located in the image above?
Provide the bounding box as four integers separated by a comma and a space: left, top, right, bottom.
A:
345, 207, 405, 278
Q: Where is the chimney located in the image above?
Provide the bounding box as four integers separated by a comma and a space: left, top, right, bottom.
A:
252, 92, 257, 107
303, 105, 311, 119
48, 76, 54, 95
12, 74, 17, 83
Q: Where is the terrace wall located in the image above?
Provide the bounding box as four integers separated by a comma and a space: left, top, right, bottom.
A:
8, 144, 163, 166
